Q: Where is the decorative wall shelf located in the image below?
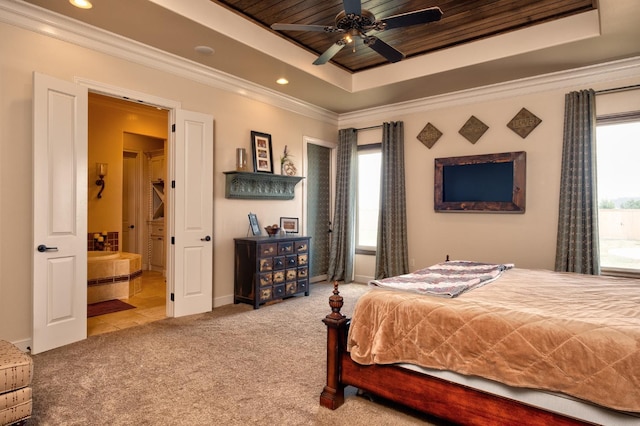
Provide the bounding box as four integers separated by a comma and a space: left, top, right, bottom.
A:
224, 171, 303, 200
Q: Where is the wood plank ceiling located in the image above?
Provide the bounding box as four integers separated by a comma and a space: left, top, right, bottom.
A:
211, 0, 597, 72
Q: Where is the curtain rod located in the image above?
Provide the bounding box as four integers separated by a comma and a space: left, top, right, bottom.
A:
595, 84, 640, 95
354, 125, 382, 131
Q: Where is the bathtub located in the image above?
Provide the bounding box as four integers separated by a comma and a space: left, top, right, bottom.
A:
88, 251, 119, 260
87, 251, 143, 304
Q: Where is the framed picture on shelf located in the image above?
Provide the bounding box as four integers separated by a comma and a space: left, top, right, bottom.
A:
248, 212, 261, 235
251, 131, 274, 173
280, 217, 299, 234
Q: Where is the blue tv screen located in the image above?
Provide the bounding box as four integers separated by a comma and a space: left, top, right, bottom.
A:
434, 151, 526, 213
443, 162, 514, 202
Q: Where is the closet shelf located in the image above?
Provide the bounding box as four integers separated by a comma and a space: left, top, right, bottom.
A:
223, 171, 303, 200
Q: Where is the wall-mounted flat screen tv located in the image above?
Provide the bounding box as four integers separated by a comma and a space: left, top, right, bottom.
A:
434, 151, 526, 213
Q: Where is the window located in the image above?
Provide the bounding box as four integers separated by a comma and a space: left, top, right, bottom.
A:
356, 144, 381, 253
596, 114, 640, 274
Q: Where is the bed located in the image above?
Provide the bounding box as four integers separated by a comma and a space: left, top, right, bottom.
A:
320, 262, 640, 425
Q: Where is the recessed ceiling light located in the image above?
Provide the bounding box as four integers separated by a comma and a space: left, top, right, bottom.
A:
69, 0, 93, 9
194, 45, 215, 55
276, 78, 289, 85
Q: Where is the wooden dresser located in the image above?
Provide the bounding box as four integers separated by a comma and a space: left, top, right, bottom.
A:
234, 235, 311, 309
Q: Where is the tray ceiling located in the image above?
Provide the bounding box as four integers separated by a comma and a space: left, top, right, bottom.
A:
213, 0, 596, 72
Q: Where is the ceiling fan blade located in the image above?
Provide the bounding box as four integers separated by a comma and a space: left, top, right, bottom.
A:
342, 0, 361, 16
366, 37, 405, 63
380, 7, 443, 30
271, 23, 332, 32
313, 41, 347, 65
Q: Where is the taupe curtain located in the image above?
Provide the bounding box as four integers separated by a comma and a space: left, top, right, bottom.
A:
554, 89, 600, 274
375, 121, 409, 279
328, 128, 357, 282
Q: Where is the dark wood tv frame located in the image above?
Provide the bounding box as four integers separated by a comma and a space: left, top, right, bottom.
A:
434, 151, 526, 213
319, 283, 589, 426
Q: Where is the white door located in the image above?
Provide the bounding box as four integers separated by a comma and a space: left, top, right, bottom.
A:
32, 72, 88, 354
122, 151, 139, 253
171, 110, 213, 317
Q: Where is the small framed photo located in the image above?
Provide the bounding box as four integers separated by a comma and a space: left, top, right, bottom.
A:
248, 212, 261, 236
251, 131, 274, 173
280, 217, 299, 234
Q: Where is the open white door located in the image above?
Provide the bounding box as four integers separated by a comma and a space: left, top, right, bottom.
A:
171, 109, 213, 317
32, 72, 88, 354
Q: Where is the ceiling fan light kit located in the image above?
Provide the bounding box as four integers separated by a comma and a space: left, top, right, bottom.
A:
271, 0, 442, 66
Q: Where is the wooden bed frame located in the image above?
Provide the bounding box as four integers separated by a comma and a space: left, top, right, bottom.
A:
319, 282, 592, 426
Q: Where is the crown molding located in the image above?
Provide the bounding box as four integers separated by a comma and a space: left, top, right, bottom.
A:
339, 55, 640, 127
3, 1, 639, 130
0, 0, 338, 125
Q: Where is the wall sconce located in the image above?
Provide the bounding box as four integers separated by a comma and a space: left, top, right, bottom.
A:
96, 163, 108, 198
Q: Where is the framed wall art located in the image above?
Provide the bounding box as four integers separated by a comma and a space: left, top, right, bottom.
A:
248, 212, 261, 235
280, 217, 299, 234
251, 131, 274, 173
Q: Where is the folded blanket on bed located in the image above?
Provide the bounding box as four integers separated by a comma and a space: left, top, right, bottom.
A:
368, 260, 514, 297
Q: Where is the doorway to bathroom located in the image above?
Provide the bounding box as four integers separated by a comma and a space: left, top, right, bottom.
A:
33, 72, 214, 353
87, 93, 169, 335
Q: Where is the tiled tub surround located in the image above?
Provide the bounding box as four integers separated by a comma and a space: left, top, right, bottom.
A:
87, 252, 142, 304
87, 231, 119, 252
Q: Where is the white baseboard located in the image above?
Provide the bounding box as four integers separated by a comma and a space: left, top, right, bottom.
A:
213, 294, 234, 308
10, 339, 32, 353
354, 275, 373, 284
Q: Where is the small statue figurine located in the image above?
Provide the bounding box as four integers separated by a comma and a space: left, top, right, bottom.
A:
280, 145, 297, 176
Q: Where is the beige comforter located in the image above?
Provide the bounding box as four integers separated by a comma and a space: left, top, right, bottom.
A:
347, 268, 640, 412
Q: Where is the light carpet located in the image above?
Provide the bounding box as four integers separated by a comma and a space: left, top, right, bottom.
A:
26, 282, 440, 425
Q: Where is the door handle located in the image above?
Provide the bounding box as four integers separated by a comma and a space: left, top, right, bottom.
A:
201, 235, 211, 242
37, 244, 58, 252
129, 225, 135, 229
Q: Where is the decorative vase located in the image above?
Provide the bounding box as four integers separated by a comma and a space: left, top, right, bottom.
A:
236, 148, 247, 171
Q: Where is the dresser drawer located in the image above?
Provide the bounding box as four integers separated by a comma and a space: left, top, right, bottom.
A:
285, 281, 297, 295
298, 267, 308, 279
297, 253, 308, 266
273, 270, 285, 284
295, 240, 308, 253
259, 258, 273, 272
273, 284, 285, 299
297, 279, 308, 294
258, 272, 273, 287
285, 254, 297, 268
273, 256, 285, 270
258, 243, 277, 257
285, 269, 297, 281
259, 286, 272, 302
278, 241, 294, 254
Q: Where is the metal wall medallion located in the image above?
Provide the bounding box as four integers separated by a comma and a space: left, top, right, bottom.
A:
507, 108, 542, 138
459, 116, 489, 144
416, 122, 443, 149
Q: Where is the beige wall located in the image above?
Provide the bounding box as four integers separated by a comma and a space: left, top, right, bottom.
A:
351, 80, 640, 282
0, 22, 336, 344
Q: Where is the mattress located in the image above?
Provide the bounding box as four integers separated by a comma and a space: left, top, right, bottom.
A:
347, 268, 640, 413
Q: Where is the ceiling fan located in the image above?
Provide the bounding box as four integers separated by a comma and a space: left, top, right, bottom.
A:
271, 0, 443, 65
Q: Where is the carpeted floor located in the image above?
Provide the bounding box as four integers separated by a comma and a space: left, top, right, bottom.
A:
26, 282, 441, 425
87, 299, 136, 318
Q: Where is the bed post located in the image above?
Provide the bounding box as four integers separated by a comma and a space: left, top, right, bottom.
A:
320, 281, 348, 410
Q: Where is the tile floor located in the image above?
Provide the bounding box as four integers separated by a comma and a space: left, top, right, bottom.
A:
87, 270, 167, 337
